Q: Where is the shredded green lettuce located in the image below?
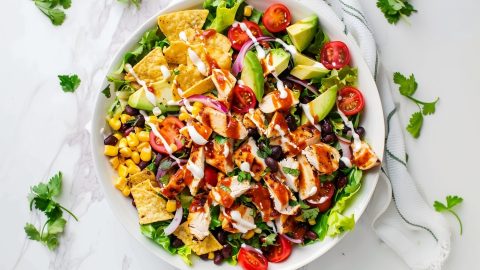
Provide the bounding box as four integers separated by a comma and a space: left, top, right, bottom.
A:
313, 66, 358, 93
204, 0, 244, 32
177, 246, 193, 266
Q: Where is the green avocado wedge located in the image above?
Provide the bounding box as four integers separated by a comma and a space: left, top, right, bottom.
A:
301, 85, 338, 125
241, 51, 264, 102
287, 15, 319, 52
267, 48, 291, 75
128, 88, 155, 111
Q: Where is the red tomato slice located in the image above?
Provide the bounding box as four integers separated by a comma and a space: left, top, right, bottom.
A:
204, 165, 218, 187
149, 116, 185, 154
238, 246, 268, 270
228, 20, 263, 51
262, 3, 292, 33
307, 182, 336, 212
264, 235, 292, 263
338, 87, 365, 116
320, 41, 351, 70
232, 84, 257, 114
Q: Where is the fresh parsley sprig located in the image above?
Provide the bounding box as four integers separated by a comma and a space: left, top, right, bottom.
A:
25, 172, 78, 250
434, 195, 464, 235
376, 0, 416, 25
393, 72, 439, 138
33, 0, 72, 26
58, 74, 81, 93
117, 0, 141, 8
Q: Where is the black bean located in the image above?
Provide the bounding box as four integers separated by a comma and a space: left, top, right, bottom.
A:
134, 115, 145, 128
355, 126, 366, 138
285, 114, 297, 131
216, 231, 227, 245
270, 145, 284, 161
221, 245, 232, 259
103, 134, 118, 145
247, 128, 260, 140
265, 157, 279, 173
138, 160, 149, 170
320, 120, 333, 134
119, 123, 129, 133
339, 160, 346, 170
200, 254, 209, 261
124, 105, 139, 116
305, 231, 318, 240
171, 237, 184, 248
213, 251, 223, 265
336, 175, 348, 189
123, 127, 134, 137
321, 134, 337, 144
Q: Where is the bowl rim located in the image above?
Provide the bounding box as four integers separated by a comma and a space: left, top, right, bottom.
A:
90, 0, 385, 269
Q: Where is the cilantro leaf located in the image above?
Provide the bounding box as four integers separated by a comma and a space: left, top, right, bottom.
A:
117, 0, 141, 8
434, 195, 464, 235
34, 1, 66, 26
237, 171, 252, 182
262, 233, 277, 247
302, 207, 320, 220
422, 98, 439, 115
214, 134, 228, 144
282, 167, 300, 177
406, 112, 423, 138
376, 0, 416, 25
59, 0, 72, 9
24, 223, 41, 241
393, 72, 417, 96
58, 74, 81, 93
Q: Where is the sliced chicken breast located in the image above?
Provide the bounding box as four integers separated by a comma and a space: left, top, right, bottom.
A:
200, 107, 247, 140
205, 138, 234, 174
185, 145, 205, 196
243, 109, 267, 135
264, 173, 300, 216
211, 69, 236, 106
187, 195, 211, 240
259, 88, 299, 113
271, 123, 321, 157
297, 155, 320, 200
265, 112, 289, 138
246, 184, 276, 222
274, 214, 296, 235
161, 167, 187, 199
303, 143, 340, 175
220, 205, 256, 234
279, 157, 300, 192
352, 141, 380, 170
233, 137, 267, 181
210, 175, 252, 208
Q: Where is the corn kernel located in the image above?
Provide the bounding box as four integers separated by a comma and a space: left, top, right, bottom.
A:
294, 215, 305, 222
136, 141, 150, 152
110, 157, 120, 169
114, 176, 127, 191
244, 5, 253, 17
134, 127, 143, 134
128, 164, 141, 174
148, 116, 158, 123
125, 159, 136, 168
208, 252, 215, 260
170, 143, 178, 152
120, 114, 133, 124
140, 147, 152, 162
113, 133, 123, 140
191, 107, 201, 116
119, 147, 132, 158
122, 186, 131, 197
118, 138, 127, 149
108, 117, 121, 131
178, 112, 190, 121
131, 151, 141, 164
242, 230, 255, 240
137, 131, 150, 142
166, 200, 177, 212
118, 164, 128, 177
254, 228, 262, 234
104, 145, 118, 156
126, 133, 139, 147
308, 219, 316, 225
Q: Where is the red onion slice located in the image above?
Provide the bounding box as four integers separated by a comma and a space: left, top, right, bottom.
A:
164, 206, 183, 236
285, 76, 319, 95
241, 243, 263, 254
232, 37, 276, 76
338, 137, 352, 159
281, 234, 303, 244
187, 95, 228, 113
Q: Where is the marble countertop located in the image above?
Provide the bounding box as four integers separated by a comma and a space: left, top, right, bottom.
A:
1, 0, 478, 269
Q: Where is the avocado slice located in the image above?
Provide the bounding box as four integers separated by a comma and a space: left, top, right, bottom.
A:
241, 51, 264, 102
291, 65, 330, 80
293, 53, 317, 66
266, 48, 291, 75
287, 15, 319, 52
128, 88, 155, 111
301, 86, 338, 125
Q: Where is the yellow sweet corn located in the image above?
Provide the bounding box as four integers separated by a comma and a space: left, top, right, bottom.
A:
244, 5, 253, 17
134, 127, 143, 134
118, 138, 128, 149
208, 252, 215, 260
110, 157, 120, 169
308, 219, 316, 225
125, 159, 136, 168
120, 114, 133, 124
104, 145, 118, 156
254, 228, 262, 234
119, 147, 132, 158
170, 143, 178, 152
113, 133, 123, 140
122, 186, 131, 197
191, 102, 203, 116
166, 200, 177, 212
126, 133, 139, 147
118, 164, 128, 178
137, 131, 150, 142
140, 147, 152, 162
136, 141, 150, 152
294, 215, 305, 222
114, 176, 127, 191
127, 164, 141, 175
242, 230, 255, 240
108, 117, 121, 131
131, 151, 140, 164
178, 112, 190, 121
148, 116, 158, 123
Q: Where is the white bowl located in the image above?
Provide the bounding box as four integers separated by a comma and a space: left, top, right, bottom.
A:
91, 0, 385, 269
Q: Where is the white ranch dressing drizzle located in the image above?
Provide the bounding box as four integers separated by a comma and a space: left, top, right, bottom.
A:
186, 124, 208, 145
300, 104, 322, 132
125, 64, 157, 106
237, 79, 245, 85
223, 143, 230, 156
271, 72, 288, 99
274, 124, 298, 149
187, 48, 208, 76
179, 31, 188, 43
266, 221, 277, 234
159, 65, 171, 79
274, 38, 298, 57
152, 107, 162, 116
236, 22, 266, 59
337, 108, 362, 151
167, 100, 181, 106
340, 156, 353, 168
187, 159, 204, 179
240, 161, 251, 173
183, 98, 194, 112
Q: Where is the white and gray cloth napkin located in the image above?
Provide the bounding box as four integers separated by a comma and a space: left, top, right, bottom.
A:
311, 0, 451, 269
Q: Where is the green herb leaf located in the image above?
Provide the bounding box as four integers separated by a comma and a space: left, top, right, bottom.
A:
24, 223, 41, 241
406, 112, 423, 138
58, 74, 81, 93
47, 217, 66, 235
101, 85, 111, 98
434, 195, 464, 235
237, 171, 252, 182
282, 167, 300, 177
422, 98, 439, 115
376, 0, 416, 25
262, 233, 277, 247
59, 0, 72, 9
34, 1, 66, 26
302, 207, 320, 220
215, 134, 228, 144
393, 72, 417, 96
220, 185, 232, 192
117, 0, 141, 8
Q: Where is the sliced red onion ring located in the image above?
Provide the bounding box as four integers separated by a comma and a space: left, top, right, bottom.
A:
281, 234, 303, 244
241, 243, 263, 254
156, 158, 187, 186
338, 137, 352, 159
336, 134, 351, 144
187, 95, 228, 113
164, 206, 183, 236
285, 76, 319, 95
232, 36, 276, 76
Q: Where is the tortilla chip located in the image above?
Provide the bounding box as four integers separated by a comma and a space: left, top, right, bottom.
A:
157, 10, 209, 42
128, 170, 158, 188
206, 47, 232, 70
175, 64, 204, 91
186, 44, 209, 73
125, 47, 167, 84
181, 76, 215, 98
163, 41, 189, 65
173, 222, 222, 255
131, 180, 173, 224
205, 32, 231, 52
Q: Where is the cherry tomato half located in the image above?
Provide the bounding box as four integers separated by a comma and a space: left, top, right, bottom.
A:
307, 182, 336, 212
204, 165, 218, 187
338, 86, 365, 116
232, 84, 257, 114
149, 116, 184, 154
228, 20, 263, 51
238, 246, 268, 270
320, 41, 351, 70
264, 235, 292, 263
262, 3, 292, 33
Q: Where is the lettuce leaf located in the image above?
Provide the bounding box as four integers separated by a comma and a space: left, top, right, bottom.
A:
205, 0, 243, 32
326, 183, 360, 237
140, 223, 176, 254
177, 246, 193, 266
313, 66, 358, 93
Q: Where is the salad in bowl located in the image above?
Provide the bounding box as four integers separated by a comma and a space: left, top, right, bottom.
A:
99, 0, 380, 269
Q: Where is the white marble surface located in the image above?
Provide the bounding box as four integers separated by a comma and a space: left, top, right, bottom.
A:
1, 0, 479, 269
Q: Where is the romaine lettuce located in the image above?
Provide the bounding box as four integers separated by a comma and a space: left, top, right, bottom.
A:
204, 0, 244, 32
